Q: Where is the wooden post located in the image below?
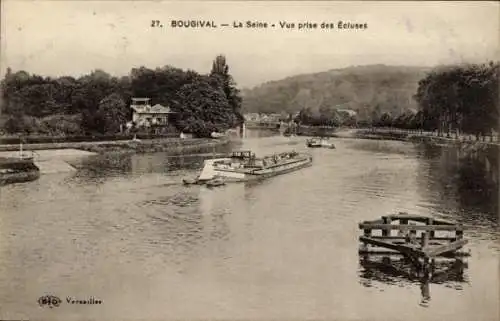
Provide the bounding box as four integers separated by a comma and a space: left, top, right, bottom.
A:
399, 218, 408, 237
421, 232, 429, 249
427, 218, 435, 239
456, 229, 463, 241
382, 217, 392, 237
362, 228, 371, 251
405, 222, 417, 244
421, 232, 431, 278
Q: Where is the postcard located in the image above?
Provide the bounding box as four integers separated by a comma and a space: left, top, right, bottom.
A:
0, 1, 498, 320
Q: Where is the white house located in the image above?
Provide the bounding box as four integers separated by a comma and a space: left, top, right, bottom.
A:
129, 98, 176, 128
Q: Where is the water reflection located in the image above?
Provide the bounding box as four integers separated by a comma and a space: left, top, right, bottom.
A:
358, 254, 469, 307
457, 153, 498, 216
415, 143, 498, 229
67, 148, 235, 185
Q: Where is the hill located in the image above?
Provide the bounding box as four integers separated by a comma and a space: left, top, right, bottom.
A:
241, 64, 432, 120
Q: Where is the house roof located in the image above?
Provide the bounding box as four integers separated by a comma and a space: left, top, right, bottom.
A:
131, 104, 175, 114
151, 104, 174, 113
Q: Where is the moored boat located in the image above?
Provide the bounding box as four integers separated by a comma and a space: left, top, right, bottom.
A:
0, 155, 40, 186
193, 150, 312, 183
211, 131, 226, 139
306, 137, 336, 149
205, 177, 226, 187
183, 176, 227, 187
183, 178, 202, 185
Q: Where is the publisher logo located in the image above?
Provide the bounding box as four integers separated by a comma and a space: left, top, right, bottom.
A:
38, 295, 62, 308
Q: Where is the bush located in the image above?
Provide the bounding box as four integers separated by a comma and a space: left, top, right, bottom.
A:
42, 114, 83, 135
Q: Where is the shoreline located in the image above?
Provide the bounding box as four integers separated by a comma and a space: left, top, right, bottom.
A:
0, 137, 232, 156
350, 129, 500, 146
296, 127, 500, 147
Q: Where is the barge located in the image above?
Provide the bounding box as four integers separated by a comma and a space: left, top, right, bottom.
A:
184, 150, 312, 185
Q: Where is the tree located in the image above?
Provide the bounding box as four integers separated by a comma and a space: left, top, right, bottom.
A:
174, 75, 235, 137
210, 54, 244, 127
95, 93, 128, 134
379, 112, 393, 127
415, 62, 499, 137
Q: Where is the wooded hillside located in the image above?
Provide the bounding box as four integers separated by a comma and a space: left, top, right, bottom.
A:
241, 65, 431, 120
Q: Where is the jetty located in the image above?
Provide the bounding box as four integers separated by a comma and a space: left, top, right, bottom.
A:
358, 212, 468, 272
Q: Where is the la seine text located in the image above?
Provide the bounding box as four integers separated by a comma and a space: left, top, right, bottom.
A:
232, 20, 368, 30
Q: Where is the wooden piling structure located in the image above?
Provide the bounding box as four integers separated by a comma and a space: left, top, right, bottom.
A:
358, 213, 469, 270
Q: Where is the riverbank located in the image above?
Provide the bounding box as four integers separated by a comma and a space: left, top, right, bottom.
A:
0, 137, 232, 156
351, 128, 500, 146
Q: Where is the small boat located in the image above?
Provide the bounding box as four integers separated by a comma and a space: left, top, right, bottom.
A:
183, 176, 226, 187
194, 150, 312, 183
211, 132, 226, 139
205, 177, 226, 187
306, 137, 336, 149
183, 178, 201, 185
0, 150, 40, 186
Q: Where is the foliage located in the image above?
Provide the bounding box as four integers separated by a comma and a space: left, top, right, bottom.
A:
210, 55, 244, 127
0, 55, 243, 137
174, 75, 236, 137
95, 93, 128, 134
414, 62, 499, 135
295, 106, 341, 126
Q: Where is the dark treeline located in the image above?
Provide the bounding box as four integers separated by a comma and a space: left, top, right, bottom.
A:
287, 62, 499, 137
294, 106, 357, 127
0, 55, 243, 138
372, 62, 499, 136
414, 62, 499, 137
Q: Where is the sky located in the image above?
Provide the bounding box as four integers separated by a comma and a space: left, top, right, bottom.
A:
1, 1, 499, 88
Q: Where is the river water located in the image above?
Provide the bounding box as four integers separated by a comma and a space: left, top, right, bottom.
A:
0, 130, 498, 321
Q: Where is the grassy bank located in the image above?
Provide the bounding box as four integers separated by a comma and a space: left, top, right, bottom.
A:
79, 137, 231, 156
351, 129, 410, 141
0, 133, 179, 145
0, 137, 231, 155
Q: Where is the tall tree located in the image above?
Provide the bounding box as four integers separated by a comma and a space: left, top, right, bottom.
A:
94, 93, 128, 134
210, 54, 244, 127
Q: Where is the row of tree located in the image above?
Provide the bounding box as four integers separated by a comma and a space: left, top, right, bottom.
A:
293, 106, 357, 127
0, 55, 244, 138
414, 62, 499, 136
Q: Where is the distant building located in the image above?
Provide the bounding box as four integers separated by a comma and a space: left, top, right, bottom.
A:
244, 113, 260, 121
130, 98, 176, 129
336, 109, 358, 118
